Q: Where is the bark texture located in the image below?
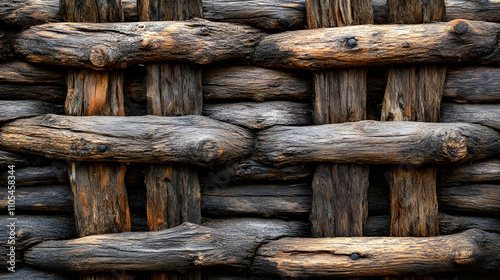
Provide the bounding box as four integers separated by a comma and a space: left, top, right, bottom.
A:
255, 121, 500, 165
254, 20, 499, 69
15, 19, 264, 69
21, 227, 500, 275
0, 114, 254, 165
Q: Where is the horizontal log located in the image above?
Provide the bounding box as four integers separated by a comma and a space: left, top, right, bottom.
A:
0, 114, 254, 165
24, 225, 500, 275
0, 149, 48, 167
202, 66, 312, 101
203, 101, 312, 130
438, 184, 500, 214
366, 214, 500, 236
252, 229, 500, 277
0, 246, 23, 272
0, 29, 14, 62
441, 103, 500, 130
0, 165, 67, 186
11, 181, 499, 218
2, 62, 497, 104
256, 121, 500, 166
0, 61, 63, 84
254, 20, 500, 70
15, 19, 264, 70
2, 0, 499, 30
439, 213, 500, 235
0, 268, 73, 279
439, 158, 500, 184
202, 159, 314, 183
0, 100, 62, 123
202, 184, 312, 219
0, 185, 74, 212
0, 83, 67, 103
443, 66, 500, 103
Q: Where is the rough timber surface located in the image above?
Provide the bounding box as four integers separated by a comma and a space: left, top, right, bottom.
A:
203, 101, 312, 130
2, 0, 499, 29
23, 227, 500, 275
440, 103, 500, 130
0, 114, 253, 165
0, 100, 62, 123
256, 121, 500, 165
254, 20, 500, 70
439, 158, 500, 184
443, 66, 500, 103
14, 19, 264, 70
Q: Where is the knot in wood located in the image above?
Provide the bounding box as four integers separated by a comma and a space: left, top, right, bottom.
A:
453, 21, 469, 35
89, 46, 114, 68
442, 129, 467, 162
198, 27, 210, 36
194, 139, 220, 164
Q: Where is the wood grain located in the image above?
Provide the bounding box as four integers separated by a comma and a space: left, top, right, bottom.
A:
2, 0, 499, 29
439, 158, 500, 184
0, 100, 62, 123
443, 67, 500, 103
15, 19, 264, 70
256, 121, 500, 166
203, 101, 312, 130
254, 20, 500, 70
440, 103, 500, 130
0, 114, 254, 165
21, 226, 500, 275
252, 229, 500, 277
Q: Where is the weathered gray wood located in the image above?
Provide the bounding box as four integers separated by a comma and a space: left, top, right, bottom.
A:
0, 150, 48, 167
0, 61, 63, 84
438, 213, 500, 235
0, 165, 67, 186
443, 67, 500, 103
438, 184, 500, 214
256, 121, 500, 166
306, 0, 372, 242
202, 66, 311, 101
23, 227, 500, 275
0, 267, 74, 279
202, 184, 312, 219
204, 159, 314, 183
2, 0, 499, 29
0, 185, 74, 212
0, 100, 62, 123
252, 229, 500, 277
254, 20, 500, 70
203, 101, 312, 130
202, 0, 306, 30
0, 29, 14, 62
15, 19, 264, 70
362, 215, 498, 237
439, 158, 500, 184
440, 103, 500, 130
0, 114, 254, 165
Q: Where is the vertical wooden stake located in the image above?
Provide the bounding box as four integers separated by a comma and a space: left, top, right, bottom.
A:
60, 1, 132, 279
307, 0, 372, 244
382, 0, 446, 279
138, 1, 203, 279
